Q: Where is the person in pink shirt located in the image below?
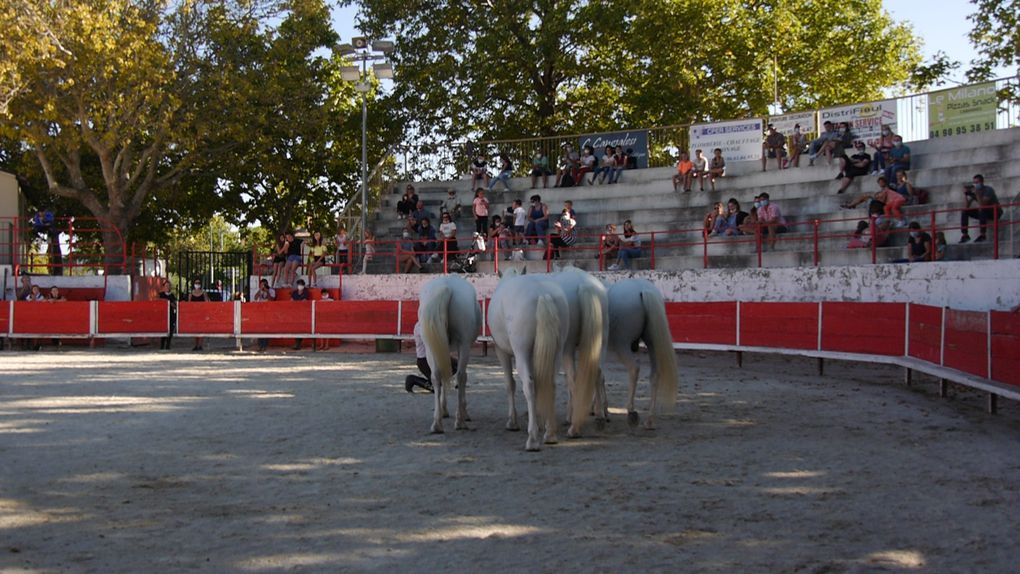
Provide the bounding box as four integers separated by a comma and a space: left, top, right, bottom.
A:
754, 192, 786, 250
840, 176, 907, 228
472, 188, 490, 236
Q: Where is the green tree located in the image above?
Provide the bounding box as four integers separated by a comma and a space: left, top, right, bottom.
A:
967, 0, 1020, 103
353, 0, 922, 143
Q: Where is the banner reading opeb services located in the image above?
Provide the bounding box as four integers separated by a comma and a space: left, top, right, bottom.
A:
928, 82, 997, 139
819, 100, 896, 148
689, 118, 764, 162
578, 129, 649, 168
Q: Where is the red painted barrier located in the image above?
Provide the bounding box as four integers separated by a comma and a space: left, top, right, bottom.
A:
97, 301, 168, 334
821, 302, 906, 356
740, 302, 819, 349
241, 301, 313, 334
0, 301, 9, 335
665, 302, 737, 345
908, 304, 942, 364
12, 301, 91, 335
480, 299, 490, 337
315, 301, 399, 335
177, 302, 235, 335
990, 311, 1020, 388
399, 300, 419, 336
943, 309, 988, 378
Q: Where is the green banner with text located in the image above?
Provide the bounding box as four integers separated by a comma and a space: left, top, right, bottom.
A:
928, 82, 997, 138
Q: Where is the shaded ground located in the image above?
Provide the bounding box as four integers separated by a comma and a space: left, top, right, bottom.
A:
1, 346, 1018, 573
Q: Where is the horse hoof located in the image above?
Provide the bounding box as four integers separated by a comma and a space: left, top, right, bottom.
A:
544, 435, 559, 445
525, 440, 541, 451
627, 411, 640, 428
594, 417, 606, 431
431, 425, 444, 434
566, 427, 581, 439
506, 424, 520, 432
455, 421, 468, 431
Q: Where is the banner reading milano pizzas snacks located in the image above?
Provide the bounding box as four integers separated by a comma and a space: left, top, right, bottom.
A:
928, 81, 997, 138
689, 118, 764, 162
819, 100, 897, 148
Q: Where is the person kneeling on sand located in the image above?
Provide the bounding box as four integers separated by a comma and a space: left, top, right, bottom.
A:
405, 321, 459, 393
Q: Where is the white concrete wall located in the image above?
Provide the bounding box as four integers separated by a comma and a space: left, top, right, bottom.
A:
340, 259, 1020, 312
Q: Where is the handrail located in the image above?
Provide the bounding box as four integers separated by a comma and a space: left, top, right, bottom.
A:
1, 215, 128, 276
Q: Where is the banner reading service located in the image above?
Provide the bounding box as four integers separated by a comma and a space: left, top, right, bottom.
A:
927, 82, 997, 139
688, 118, 764, 162
819, 99, 896, 148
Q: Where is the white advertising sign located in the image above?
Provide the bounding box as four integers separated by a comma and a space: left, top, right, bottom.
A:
688, 118, 765, 162
768, 111, 817, 136
819, 99, 897, 147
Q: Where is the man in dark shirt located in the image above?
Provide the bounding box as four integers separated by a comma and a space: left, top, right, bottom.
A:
905, 222, 932, 262
959, 174, 1001, 243
290, 279, 310, 350
837, 141, 872, 194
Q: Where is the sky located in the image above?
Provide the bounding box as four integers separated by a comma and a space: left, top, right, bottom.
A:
329, 0, 1010, 88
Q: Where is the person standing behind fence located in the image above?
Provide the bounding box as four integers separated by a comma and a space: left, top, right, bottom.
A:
335, 224, 349, 274
251, 278, 275, 351
157, 278, 177, 350
290, 279, 310, 350
306, 231, 326, 287
187, 279, 210, 351
271, 234, 287, 288
473, 188, 490, 236
283, 231, 302, 287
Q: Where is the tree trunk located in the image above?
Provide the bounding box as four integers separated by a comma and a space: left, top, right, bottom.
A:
102, 228, 127, 275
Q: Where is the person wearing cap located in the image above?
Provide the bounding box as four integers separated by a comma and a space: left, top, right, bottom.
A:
762, 124, 787, 171
530, 149, 551, 188
836, 141, 872, 194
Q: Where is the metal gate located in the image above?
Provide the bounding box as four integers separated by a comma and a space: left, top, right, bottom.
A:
176, 251, 252, 302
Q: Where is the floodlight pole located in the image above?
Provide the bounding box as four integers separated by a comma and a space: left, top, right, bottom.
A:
360, 56, 368, 257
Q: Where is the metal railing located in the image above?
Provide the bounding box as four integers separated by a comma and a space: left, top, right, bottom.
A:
2, 216, 127, 277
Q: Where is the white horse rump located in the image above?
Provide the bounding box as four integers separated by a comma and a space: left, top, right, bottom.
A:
418, 275, 482, 434
603, 278, 679, 429
488, 273, 570, 451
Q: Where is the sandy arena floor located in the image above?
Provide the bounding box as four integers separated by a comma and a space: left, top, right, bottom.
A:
1, 344, 1018, 573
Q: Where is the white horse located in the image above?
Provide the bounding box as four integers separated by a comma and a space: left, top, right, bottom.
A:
599, 278, 679, 429
418, 275, 482, 434
548, 267, 608, 437
488, 272, 570, 451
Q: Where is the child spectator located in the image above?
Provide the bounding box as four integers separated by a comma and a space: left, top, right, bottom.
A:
271, 233, 287, 288
334, 224, 350, 274
762, 124, 786, 171
489, 152, 514, 191
836, 141, 872, 194
361, 229, 376, 274
472, 188, 490, 236
673, 151, 695, 193
489, 215, 512, 256
609, 220, 641, 271
738, 207, 759, 235
438, 212, 458, 261
934, 232, 947, 261
157, 278, 178, 351
708, 148, 725, 191
283, 231, 303, 287
530, 149, 551, 188
512, 199, 527, 245
470, 153, 490, 190
690, 149, 708, 191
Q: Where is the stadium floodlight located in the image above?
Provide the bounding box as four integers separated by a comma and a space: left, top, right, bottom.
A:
372, 63, 394, 80
371, 40, 395, 54
335, 43, 356, 56
340, 66, 361, 82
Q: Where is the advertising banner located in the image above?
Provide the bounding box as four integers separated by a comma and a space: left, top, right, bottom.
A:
819, 100, 896, 147
928, 82, 997, 139
578, 129, 649, 169
768, 111, 817, 137
688, 118, 765, 162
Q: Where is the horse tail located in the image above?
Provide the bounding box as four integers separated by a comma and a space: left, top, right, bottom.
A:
641, 287, 679, 412
572, 283, 604, 431
421, 284, 453, 390
533, 294, 560, 430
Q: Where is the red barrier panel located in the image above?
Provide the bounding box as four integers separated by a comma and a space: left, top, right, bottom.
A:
0, 301, 9, 335
315, 301, 399, 335
990, 311, 1020, 387
399, 300, 419, 336
177, 302, 235, 335
740, 302, 818, 349
821, 302, 906, 356
97, 301, 168, 334
666, 302, 737, 345
480, 299, 490, 337
943, 309, 988, 378
12, 301, 91, 335
241, 301, 313, 334
908, 304, 942, 364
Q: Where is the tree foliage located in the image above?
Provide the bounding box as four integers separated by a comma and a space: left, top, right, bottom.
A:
353, 0, 922, 143
967, 0, 1020, 103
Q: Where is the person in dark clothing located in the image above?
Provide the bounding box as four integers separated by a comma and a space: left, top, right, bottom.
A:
290, 279, 310, 350
157, 278, 177, 350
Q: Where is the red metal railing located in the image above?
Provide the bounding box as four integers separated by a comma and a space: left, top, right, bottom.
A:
2, 216, 127, 276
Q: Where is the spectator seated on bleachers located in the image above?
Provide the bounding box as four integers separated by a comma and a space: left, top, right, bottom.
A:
396, 185, 418, 220
530, 149, 552, 189
836, 141, 872, 194
959, 174, 1002, 244
707, 148, 726, 191
716, 198, 749, 236
807, 120, 839, 165
690, 149, 708, 191
576, 145, 596, 186
870, 125, 896, 175
784, 124, 807, 168
754, 192, 787, 250
762, 124, 787, 171
470, 153, 490, 190
893, 170, 928, 205
609, 219, 641, 271
554, 143, 579, 187
884, 136, 910, 182
441, 189, 462, 219
841, 177, 907, 228
703, 202, 725, 237
673, 151, 695, 193
545, 211, 577, 260
593, 145, 616, 185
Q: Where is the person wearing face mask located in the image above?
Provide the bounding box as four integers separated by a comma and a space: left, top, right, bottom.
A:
754, 193, 787, 250
186, 278, 210, 351
157, 278, 178, 351
831, 122, 855, 159
289, 279, 310, 350
470, 153, 490, 190
899, 222, 933, 263
836, 141, 872, 194
525, 194, 550, 244
870, 125, 896, 175
884, 136, 910, 182
959, 174, 1002, 243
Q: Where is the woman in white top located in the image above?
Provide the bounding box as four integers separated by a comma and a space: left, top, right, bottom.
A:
610, 220, 642, 270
